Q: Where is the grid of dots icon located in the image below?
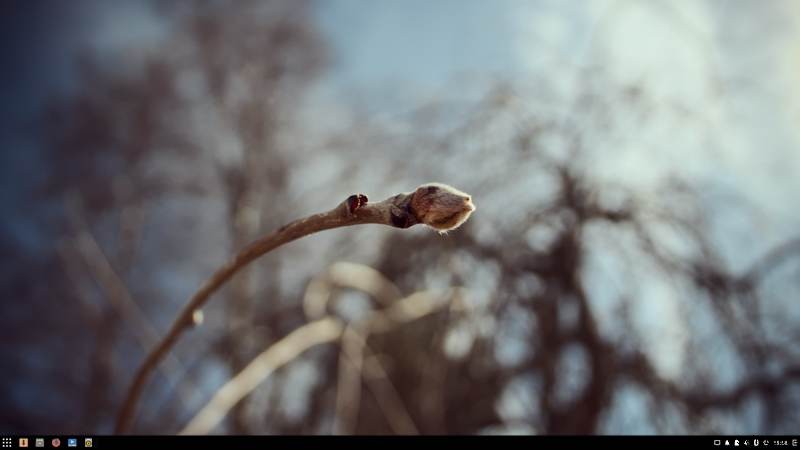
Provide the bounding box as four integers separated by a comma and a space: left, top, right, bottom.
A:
1, 437, 11, 448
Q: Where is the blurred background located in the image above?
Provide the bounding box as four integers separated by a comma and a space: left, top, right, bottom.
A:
1, 0, 799, 435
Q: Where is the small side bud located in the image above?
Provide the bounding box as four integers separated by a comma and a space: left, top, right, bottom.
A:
191, 309, 204, 327
346, 194, 368, 214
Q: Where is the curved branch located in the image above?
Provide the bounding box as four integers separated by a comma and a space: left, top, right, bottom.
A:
180, 317, 345, 435
115, 185, 474, 433
180, 289, 456, 435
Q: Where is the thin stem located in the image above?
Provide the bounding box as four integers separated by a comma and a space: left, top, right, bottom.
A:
115, 191, 418, 433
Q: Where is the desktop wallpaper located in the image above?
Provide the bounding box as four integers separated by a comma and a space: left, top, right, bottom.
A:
1, 0, 799, 435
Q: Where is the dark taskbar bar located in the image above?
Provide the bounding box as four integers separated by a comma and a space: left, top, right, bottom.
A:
1, 435, 798, 450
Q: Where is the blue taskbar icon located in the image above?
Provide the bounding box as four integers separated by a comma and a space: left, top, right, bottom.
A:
67, 439, 77, 448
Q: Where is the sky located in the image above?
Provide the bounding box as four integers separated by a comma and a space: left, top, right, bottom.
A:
311, 0, 800, 223
0, 1, 169, 252
3, 0, 799, 236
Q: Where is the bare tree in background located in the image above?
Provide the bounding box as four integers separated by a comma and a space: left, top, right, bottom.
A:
336, 81, 800, 434
27, 0, 325, 433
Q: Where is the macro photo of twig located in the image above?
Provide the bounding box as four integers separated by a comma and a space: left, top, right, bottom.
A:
2, 0, 800, 440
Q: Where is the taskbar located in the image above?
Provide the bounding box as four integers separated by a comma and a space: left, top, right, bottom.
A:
1, 435, 798, 449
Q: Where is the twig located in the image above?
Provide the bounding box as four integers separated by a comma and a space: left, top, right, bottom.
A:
303, 262, 403, 320
340, 327, 419, 435
334, 325, 365, 434
115, 184, 475, 433
361, 347, 419, 434
306, 261, 411, 433
308, 261, 421, 434
71, 227, 197, 408
64, 196, 198, 410
180, 317, 345, 435
180, 289, 456, 434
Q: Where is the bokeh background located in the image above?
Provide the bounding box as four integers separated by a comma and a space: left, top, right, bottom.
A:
1, 0, 799, 435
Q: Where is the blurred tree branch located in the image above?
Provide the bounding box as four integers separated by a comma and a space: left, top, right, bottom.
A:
63, 195, 197, 410
181, 316, 344, 435
181, 287, 459, 435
